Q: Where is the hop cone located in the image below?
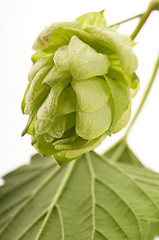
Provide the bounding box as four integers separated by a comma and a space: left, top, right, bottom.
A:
22, 11, 139, 165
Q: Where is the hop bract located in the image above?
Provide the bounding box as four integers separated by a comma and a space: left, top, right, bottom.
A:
22, 11, 139, 165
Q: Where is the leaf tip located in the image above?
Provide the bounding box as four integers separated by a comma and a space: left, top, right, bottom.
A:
100, 9, 105, 14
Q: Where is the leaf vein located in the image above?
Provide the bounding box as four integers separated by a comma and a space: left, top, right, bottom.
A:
0, 161, 56, 200
56, 204, 65, 240
95, 229, 111, 240
86, 152, 96, 240
35, 160, 76, 240
96, 203, 130, 240
0, 166, 60, 237
98, 152, 159, 217
95, 177, 142, 239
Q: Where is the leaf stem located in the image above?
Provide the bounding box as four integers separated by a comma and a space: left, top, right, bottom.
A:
109, 13, 143, 27
131, 0, 159, 40
124, 55, 159, 138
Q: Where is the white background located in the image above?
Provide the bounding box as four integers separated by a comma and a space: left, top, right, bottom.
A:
0, 0, 159, 239
0, 1, 159, 179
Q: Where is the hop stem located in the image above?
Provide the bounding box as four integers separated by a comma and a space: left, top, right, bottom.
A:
124, 0, 159, 137
124, 55, 159, 138
109, 13, 143, 27
131, 0, 159, 40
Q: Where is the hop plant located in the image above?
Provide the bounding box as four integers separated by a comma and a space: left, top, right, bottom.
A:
22, 11, 139, 165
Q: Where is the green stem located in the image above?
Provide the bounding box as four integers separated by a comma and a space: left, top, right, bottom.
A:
109, 13, 143, 27
124, 55, 159, 138
131, 0, 159, 40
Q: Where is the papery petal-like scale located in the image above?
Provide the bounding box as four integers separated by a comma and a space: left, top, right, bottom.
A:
69, 36, 110, 79
76, 104, 112, 139
72, 77, 110, 113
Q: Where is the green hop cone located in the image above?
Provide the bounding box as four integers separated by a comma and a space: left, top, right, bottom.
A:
21, 11, 140, 165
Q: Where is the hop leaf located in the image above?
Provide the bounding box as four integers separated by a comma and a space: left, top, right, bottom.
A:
22, 11, 139, 165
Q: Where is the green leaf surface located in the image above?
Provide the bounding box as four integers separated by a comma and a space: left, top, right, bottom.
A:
1, 151, 159, 240
103, 138, 143, 167
75, 11, 107, 29
147, 222, 159, 240
104, 139, 159, 239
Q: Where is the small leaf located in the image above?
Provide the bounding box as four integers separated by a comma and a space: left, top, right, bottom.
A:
75, 11, 107, 29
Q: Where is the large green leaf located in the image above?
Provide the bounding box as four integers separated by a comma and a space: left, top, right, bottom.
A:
103, 139, 159, 239
1, 151, 159, 240
103, 138, 143, 167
